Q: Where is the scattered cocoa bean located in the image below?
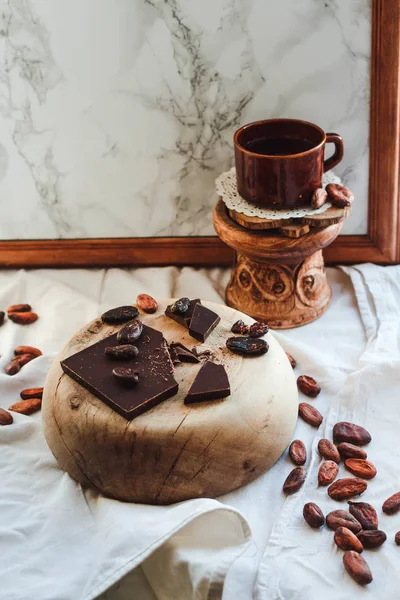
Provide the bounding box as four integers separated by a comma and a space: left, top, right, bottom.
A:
326, 510, 362, 533
288, 440, 307, 466
226, 337, 268, 356
303, 502, 324, 528
348, 502, 378, 531
343, 551, 372, 585
318, 460, 339, 486
395, 532, 400, 546
170, 298, 190, 315
0, 311, 4, 326
101, 306, 139, 324
112, 367, 139, 388
5, 353, 37, 375
117, 320, 143, 344
382, 492, 400, 515
311, 188, 328, 209
283, 466, 306, 495
14, 345, 42, 357
298, 403, 323, 427
297, 375, 321, 398
20, 387, 44, 400
0, 408, 13, 425
5, 361, 21, 376
105, 344, 139, 360
333, 422, 371, 446
345, 459, 377, 480
136, 293, 158, 314
8, 312, 38, 325
286, 352, 296, 369
318, 438, 340, 463
249, 322, 269, 338
8, 397, 41, 415
231, 320, 249, 335
328, 478, 367, 501
7, 303, 31, 314
357, 530, 386, 549
334, 527, 364, 553
326, 183, 354, 208
337, 442, 367, 460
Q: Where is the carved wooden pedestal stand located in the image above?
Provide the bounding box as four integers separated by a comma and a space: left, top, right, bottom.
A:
213, 199, 346, 328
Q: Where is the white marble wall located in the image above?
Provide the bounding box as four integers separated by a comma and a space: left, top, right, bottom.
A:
0, 0, 370, 239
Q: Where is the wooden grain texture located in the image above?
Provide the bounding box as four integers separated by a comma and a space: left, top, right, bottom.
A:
278, 224, 310, 238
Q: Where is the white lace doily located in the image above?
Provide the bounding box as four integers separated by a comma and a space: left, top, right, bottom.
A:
215, 168, 341, 219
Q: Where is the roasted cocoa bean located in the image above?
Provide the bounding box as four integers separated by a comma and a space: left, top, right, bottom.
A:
395, 532, 400, 545
20, 387, 44, 400
14, 345, 42, 357
357, 530, 386, 549
326, 510, 362, 533
333, 422, 371, 446
0, 408, 13, 426
382, 492, 400, 515
318, 438, 340, 463
0, 311, 4, 326
231, 320, 249, 335
170, 297, 190, 315
286, 352, 296, 369
348, 502, 378, 531
5, 353, 37, 375
5, 361, 20, 376
136, 294, 158, 314
328, 478, 367, 501
297, 375, 321, 398
112, 367, 139, 388
101, 305, 139, 324
288, 440, 307, 465
345, 459, 377, 480
226, 337, 268, 356
311, 187, 328, 209
343, 551, 372, 586
337, 442, 367, 460
7, 303, 31, 313
8, 397, 41, 415
249, 322, 269, 338
318, 460, 339, 486
117, 320, 143, 344
283, 466, 306, 495
8, 312, 38, 325
326, 183, 354, 208
298, 403, 323, 427
105, 344, 139, 360
303, 502, 324, 528
334, 527, 364, 553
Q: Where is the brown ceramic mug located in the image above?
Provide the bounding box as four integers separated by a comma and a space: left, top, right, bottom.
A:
234, 118, 344, 208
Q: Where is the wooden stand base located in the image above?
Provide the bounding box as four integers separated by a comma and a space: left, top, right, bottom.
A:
213, 200, 344, 329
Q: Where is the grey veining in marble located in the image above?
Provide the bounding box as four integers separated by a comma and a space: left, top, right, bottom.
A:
0, 0, 371, 238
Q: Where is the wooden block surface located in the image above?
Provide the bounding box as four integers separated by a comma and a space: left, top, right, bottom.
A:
278, 224, 310, 238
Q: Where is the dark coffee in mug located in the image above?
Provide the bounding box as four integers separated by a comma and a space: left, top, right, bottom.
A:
244, 136, 315, 156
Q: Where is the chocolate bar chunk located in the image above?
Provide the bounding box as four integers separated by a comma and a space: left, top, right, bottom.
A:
188, 303, 220, 342
170, 343, 200, 364
165, 298, 201, 327
185, 361, 230, 404
61, 324, 178, 420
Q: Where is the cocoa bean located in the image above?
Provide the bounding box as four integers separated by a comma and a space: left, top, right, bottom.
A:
337, 442, 367, 460
14, 345, 42, 357
311, 188, 328, 209
328, 478, 367, 501
298, 403, 323, 427
357, 530, 386, 549
8, 397, 41, 415
0, 311, 4, 326
170, 298, 190, 315
283, 466, 306, 495
112, 367, 139, 388
20, 387, 44, 400
117, 320, 143, 344
101, 305, 139, 324
318, 438, 340, 463
297, 375, 321, 398
395, 532, 400, 546
326, 183, 354, 208
5, 353, 37, 375
333, 422, 371, 446
334, 527, 364, 553
318, 460, 339, 486
286, 352, 296, 369
249, 322, 269, 338
303, 502, 324, 528
326, 510, 362, 533
348, 502, 378, 530
105, 344, 139, 360
7, 303, 31, 313
288, 440, 307, 465
382, 492, 400, 515
8, 312, 38, 325
5, 361, 20, 376
0, 408, 13, 426
136, 294, 158, 314
343, 551, 372, 585
231, 320, 249, 335
345, 459, 377, 480
226, 337, 268, 356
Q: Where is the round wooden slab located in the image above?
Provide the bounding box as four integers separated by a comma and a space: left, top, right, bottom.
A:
43, 300, 298, 505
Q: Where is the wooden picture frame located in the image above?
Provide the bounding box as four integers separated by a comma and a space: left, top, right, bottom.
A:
0, 0, 398, 269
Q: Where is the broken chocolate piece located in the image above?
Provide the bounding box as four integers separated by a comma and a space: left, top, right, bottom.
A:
117, 320, 143, 344
112, 367, 139, 387
105, 344, 139, 360
61, 323, 178, 420
165, 299, 201, 327
226, 336, 269, 356
170, 342, 200, 363
189, 303, 220, 342
185, 361, 230, 404
101, 306, 139, 324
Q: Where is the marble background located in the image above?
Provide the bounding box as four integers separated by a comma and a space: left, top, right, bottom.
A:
0, 0, 370, 239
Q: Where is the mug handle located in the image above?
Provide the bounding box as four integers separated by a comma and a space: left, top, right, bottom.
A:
323, 133, 344, 172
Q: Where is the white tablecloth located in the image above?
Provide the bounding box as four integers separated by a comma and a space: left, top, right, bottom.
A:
0, 264, 398, 600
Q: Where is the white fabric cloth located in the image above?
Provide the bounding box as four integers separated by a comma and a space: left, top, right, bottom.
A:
0, 264, 397, 599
